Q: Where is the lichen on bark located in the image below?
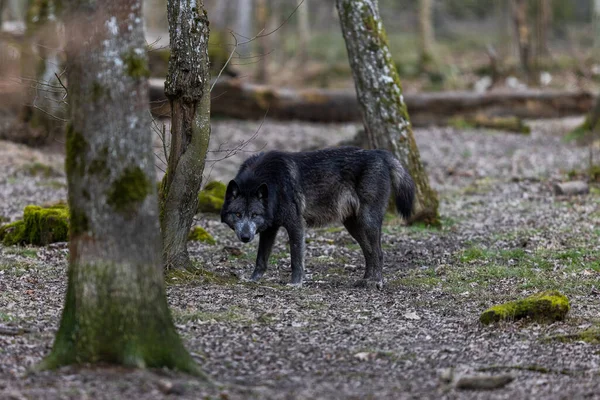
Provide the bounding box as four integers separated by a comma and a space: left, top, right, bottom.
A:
336, 0, 440, 226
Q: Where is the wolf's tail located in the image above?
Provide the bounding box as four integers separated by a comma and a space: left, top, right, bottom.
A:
384, 153, 415, 220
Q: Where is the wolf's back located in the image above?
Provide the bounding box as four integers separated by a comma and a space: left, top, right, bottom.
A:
383, 153, 415, 220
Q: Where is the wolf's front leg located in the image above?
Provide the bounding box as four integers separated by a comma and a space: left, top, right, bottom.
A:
251, 226, 279, 281
286, 222, 306, 286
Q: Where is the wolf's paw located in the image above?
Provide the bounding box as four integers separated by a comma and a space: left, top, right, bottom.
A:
354, 278, 384, 290
249, 270, 265, 282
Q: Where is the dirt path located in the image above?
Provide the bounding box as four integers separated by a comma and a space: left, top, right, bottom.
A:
1, 118, 599, 399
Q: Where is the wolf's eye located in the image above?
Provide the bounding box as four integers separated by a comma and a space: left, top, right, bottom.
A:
251, 213, 258, 218
235, 212, 242, 218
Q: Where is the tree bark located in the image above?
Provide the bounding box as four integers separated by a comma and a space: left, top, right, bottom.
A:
254, 0, 268, 83
42, 0, 200, 375
536, 0, 551, 58
297, 0, 310, 63
418, 0, 435, 72
160, 0, 211, 270
16, 0, 65, 145
512, 0, 534, 83
335, 0, 440, 226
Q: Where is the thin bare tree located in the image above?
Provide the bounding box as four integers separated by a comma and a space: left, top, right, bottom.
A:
160, 0, 212, 270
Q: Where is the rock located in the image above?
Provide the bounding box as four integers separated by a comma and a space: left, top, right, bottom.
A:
197, 181, 226, 214
480, 290, 570, 325
455, 374, 514, 390
553, 181, 589, 196
157, 379, 185, 395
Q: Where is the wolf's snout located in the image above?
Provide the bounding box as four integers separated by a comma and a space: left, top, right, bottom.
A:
240, 234, 252, 243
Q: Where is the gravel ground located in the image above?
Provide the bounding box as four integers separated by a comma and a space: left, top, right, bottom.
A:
1, 117, 600, 399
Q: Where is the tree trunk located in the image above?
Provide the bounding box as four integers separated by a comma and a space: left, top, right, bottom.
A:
42, 0, 200, 375
335, 0, 440, 226
512, 0, 534, 84
235, 0, 252, 54
418, 0, 435, 72
536, 0, 551, 58
254, 0, 268, 83
16, 0, 65, 145
160, 0, 211, 270
297, 0, 310, 63
594, 0, 600, 49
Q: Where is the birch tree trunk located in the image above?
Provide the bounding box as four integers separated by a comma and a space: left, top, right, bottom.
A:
42, 0, 200, 375
335, 0, 440, 226
418, 0, 435, 72
160, 0, 211, 270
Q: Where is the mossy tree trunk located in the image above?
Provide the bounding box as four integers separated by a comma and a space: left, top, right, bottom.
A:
418, 0, 435, 72
17, 0, 65, 145
335, 0, 440, 226
160, 0, 211, 270
42, 0, 201, 375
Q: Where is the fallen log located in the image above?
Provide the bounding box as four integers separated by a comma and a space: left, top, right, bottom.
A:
148, 78, 594, 125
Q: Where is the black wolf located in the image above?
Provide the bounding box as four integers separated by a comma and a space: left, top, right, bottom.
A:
220, 146, 415, 288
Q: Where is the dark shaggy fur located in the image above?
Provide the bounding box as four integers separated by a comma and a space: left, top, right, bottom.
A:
220, 146, 415, 287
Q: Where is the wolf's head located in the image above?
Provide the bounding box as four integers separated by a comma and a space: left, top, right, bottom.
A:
220, 180, 270, 243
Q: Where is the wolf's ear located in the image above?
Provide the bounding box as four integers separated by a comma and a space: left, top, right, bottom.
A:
226, 180, 239, 199
256, 183, 268, 201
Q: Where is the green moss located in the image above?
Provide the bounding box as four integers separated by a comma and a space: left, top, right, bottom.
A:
480, 290, 570, 325
0, 220, 26, 246
107, 166, 151, 213
21, 161, 61, 177
165, 267, 238, 286
1, 204, 69, 246
65, 123, 87, 177
69, 208, 89, 236
88, 147, 109, 176
188, 226, 215, 245
122, 49, 150, 79
197, 181, 226, 214
552, 325, 600, 344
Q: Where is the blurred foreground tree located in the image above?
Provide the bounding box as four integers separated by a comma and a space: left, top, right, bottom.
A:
13, 0, 65, 145
42, 0, 201, 375
160, 0, 212, 270
335, 0, 440, 226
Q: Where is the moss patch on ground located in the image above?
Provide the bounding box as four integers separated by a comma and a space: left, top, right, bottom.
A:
479, 290, 570, 325
197, 181, 226, 214
188, 226, 216, 245
0, 204, 69, 246
165, 267, 238, 286
551, 325, 600, 344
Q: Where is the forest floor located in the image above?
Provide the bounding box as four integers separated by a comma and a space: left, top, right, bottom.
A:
1, 118, 599, 399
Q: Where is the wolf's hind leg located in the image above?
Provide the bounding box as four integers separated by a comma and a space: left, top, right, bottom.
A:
286, 222, 306, 286
251, 226, 279, 281
343, 210, 384, 287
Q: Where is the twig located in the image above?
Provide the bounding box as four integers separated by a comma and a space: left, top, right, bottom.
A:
0, 325, 31, 336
